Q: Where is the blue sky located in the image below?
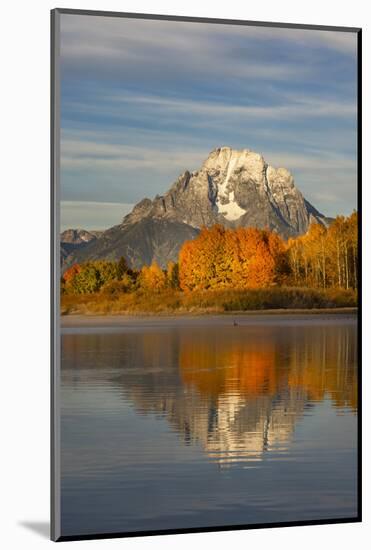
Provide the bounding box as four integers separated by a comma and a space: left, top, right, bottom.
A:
60, 14, 358, 230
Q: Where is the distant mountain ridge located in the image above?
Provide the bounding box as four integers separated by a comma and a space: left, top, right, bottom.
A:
60, 229, 102, 264
62, 147, 331, 269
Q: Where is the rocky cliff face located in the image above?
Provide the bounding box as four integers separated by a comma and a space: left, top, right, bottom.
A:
63, 147, 330, 269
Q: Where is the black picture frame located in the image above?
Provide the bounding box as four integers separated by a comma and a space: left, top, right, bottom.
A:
51, 8, 362, 542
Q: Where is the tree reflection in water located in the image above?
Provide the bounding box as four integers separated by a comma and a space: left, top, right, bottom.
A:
62, 320, 357, 468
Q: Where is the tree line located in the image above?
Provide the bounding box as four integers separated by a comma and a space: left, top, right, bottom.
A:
61, 212, 358, 295
287, 212, 357, 290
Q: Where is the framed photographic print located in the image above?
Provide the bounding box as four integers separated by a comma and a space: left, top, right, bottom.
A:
51, 8, 361, 542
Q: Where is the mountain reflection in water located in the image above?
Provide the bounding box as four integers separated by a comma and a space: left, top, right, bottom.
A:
61, 317, 357, 535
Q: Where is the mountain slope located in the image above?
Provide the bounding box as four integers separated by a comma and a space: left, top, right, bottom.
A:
66, 219, 199, 269
64, 147, 329, 269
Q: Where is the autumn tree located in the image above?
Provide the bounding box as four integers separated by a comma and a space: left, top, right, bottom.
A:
62, 263, 81, 284
166, 261, 180, 289
117, 256, 129, 280
287, 237, 302, 285
267, 230, 290, 283
62, 261, 121, 294
179, 225, 230, 291
139, 261, 167, 292
70, 263, 101, 294
179, 225, 282, 290
327, 213, 358, 289
304, 223, 328, 288
348, 211, 358, 289
286, 214, 358, 290
94, 261, 119, 286
236, 228, 277, 288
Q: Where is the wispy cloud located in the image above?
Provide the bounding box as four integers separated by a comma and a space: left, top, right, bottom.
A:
265, 150, 356, 173
61, 135, 355, 177
107, 92, 356, 121
61, 139, 204, 172
60, 14, 356, 98
61, 15, 357, 62
59, 13, 358, 220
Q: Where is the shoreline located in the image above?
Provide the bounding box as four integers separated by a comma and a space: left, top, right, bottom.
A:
60, 307, 357, 329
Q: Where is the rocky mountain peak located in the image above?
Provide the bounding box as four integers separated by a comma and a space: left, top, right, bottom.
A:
202, 146, 262, 172
122, 146, 327, 237
64, 147, 330, 269
60, 228, 99, 244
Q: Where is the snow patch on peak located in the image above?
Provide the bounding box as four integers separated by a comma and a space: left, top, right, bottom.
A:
218, 190, 246, 221
225, 155, 238, 186
212, 152, 247, 221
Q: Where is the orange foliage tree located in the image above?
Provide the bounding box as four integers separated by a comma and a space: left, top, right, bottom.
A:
166, 261, 180, 289
62, 263, 81, 283
286, 213, 358, 289
179, 225, 285, 291
139, 261, 167, 292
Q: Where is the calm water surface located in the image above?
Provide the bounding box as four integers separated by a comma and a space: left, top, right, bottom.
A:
60, 315, 358, 536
